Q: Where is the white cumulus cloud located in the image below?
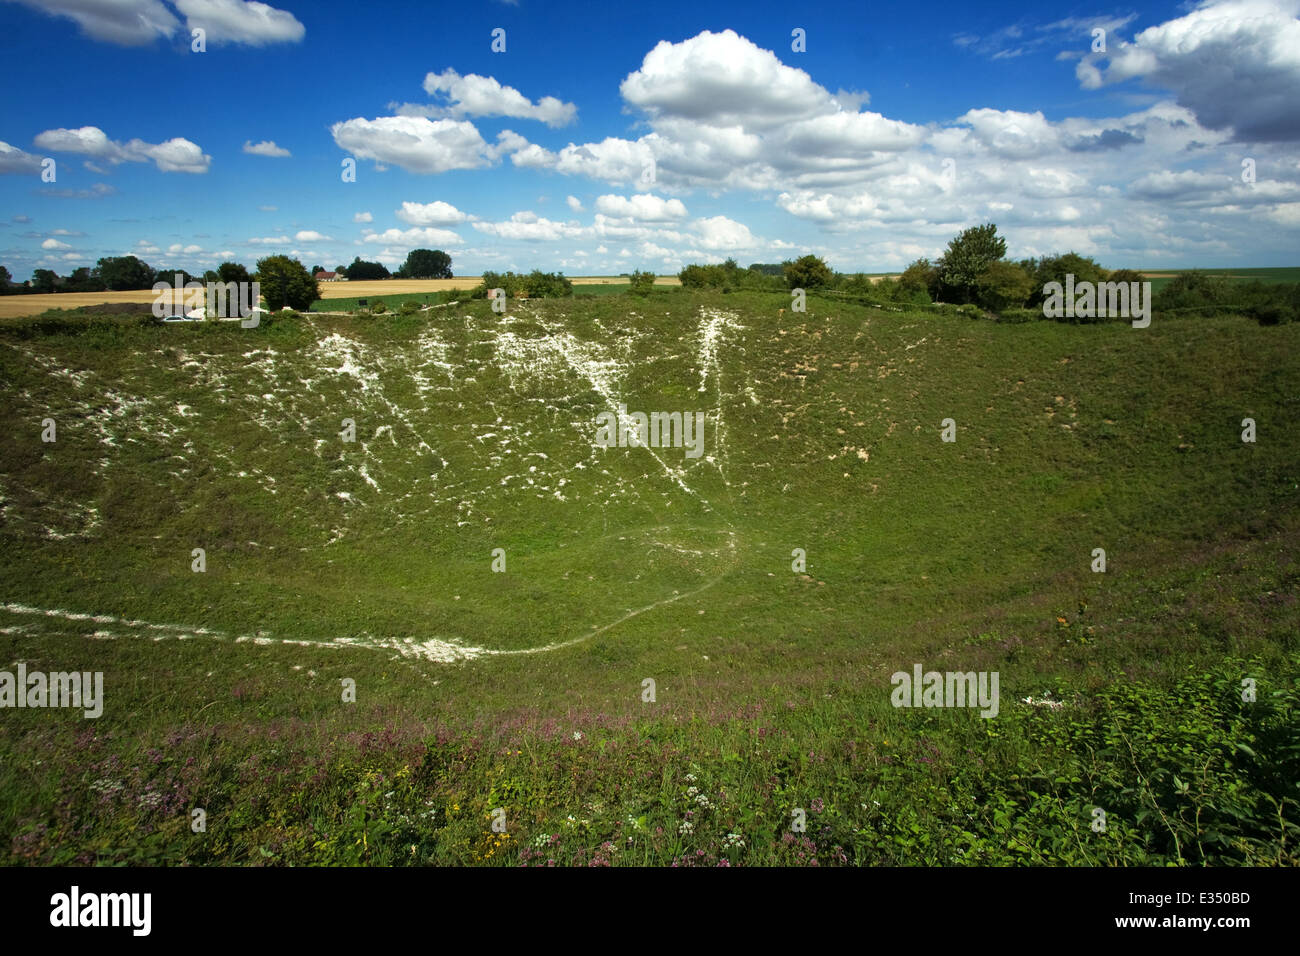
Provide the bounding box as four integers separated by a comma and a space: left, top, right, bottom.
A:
173, 0, 304, 46
1079, 0, 1300, 141
13, 0, 303, 46
34, 126, 210, 173
595, 193, 688, 221
0, 140, 44, 174
361, 226, 464, 246
243, 139, 290, 157
472, 212, 585, 241
412, 69, 577, 127
331, 116, 492, 175
395, 200, 470, 226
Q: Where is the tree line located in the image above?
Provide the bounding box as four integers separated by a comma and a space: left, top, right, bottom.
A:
673, 226, 1298, 324
0, 248, 455, 295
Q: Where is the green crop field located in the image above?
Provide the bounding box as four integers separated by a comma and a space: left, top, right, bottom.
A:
1, 290, 1297, 866
1140, 267, 1300, 296
308, 290, 476, 313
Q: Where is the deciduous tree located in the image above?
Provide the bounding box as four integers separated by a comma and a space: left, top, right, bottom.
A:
255, 255, 318, 311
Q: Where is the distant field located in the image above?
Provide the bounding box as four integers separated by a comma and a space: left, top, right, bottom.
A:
0, 276, 685, 319
1138, 266, 1300, 295
0, 289, 198, 319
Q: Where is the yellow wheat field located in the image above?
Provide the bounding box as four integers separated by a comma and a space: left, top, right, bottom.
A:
0, 276, 683, 319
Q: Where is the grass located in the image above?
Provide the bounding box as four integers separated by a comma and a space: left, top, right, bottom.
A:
1, 290, 1297, 865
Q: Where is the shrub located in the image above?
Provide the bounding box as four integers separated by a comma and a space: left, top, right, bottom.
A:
783, 254, 833, 290
975, 260, 1035, 311
677, 264, 713, 288
835, 272, 875, 295
899, 258, 939, 300
474, 271, 519, 299
471, 271, 572, 300
1106, 268, 1145, 286
628, 271, 656, 296
1240, 281, 1300, 324
369, 299, 387, 314
1152, 272, 1235, 314
1250, 303, 1290, 325
1027, 252, 1108, 308
524, 270, 573, 298
399, 299, 421, 315
678, 260, 782, 292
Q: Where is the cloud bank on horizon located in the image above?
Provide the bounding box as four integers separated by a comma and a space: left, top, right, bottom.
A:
0, 0, 1297, 281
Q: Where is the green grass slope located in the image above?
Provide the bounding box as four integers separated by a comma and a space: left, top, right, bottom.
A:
1, 291, 1296, 865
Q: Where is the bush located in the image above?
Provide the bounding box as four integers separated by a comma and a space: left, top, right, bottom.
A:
677, 260, 783, 292
677, 264, 714, 288
399, 299, 421, 315
994, 307, 1040, 324
1237, 281, 1299, 324
474, 271, 521, 299
1152, 272, 1235, 314
835, 272, 875, 295
899, 258, 939, 301
1250, 303, 1291, 325
524, 270, 573, 298
470, 271, 572, 300
255, 255, 319, 312
628, 270, 656, 296
783, 254, 833, 290
369, 299, 387, 314
1106, 268, 1145, 286
1026, 252, 1108, 308
975, 260, 1035, 311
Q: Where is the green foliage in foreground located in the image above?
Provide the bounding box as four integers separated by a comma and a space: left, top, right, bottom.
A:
3, 658, 1295, 865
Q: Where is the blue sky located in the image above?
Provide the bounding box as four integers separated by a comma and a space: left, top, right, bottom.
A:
1, 0, 1298, 282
